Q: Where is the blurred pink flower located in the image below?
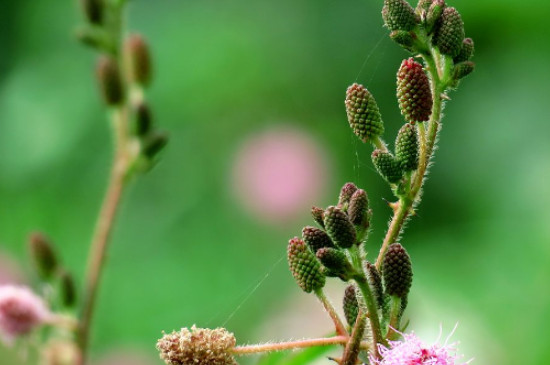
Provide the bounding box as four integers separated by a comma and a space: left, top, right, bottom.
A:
371, 332, 469, 365
0, 285, 51, 345
232, 127, 329, 224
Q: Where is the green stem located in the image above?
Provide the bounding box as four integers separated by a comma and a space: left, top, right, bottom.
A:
353, 274, 385, 360
341, 310, 367, 365
315, 289, 348, 337
385, 296, 402, 341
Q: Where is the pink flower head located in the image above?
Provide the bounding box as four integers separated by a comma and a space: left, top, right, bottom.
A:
371, 332, 470, 365
0, 285, 51, 344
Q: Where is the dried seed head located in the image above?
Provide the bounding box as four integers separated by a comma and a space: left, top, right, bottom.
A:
338, 182, 358, 209
365, 262, 385, 309
395, 124, 419, 172
371, 150, 403, 184
397, 58, 432, 124
323, 206, 356, 249
311, 206, 325, 228
124, 34, 152, 86
454, 37, 475, 63
80, 0, 104, 25
348, 189, 370, 228
302, 226, 335, 253
156, 326, 236, 365
28, 232, 58, 279
345, 83, 384, 143
382, 243, 413, 299
287, 237, 325, 293
433, 7, 465, 58
96, 56, 124, 105
382, 0, 419, 31
316, 248, 354, 281
343, 284, 359, 327
453, 61, 475, 80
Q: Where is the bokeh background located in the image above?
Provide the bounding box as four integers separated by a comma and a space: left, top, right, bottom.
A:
1, 0, 549, 364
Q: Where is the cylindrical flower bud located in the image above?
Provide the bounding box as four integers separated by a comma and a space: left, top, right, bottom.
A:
302, 226, 335, 253
28, 232, 58, 279
157, 326, 237, 365
433, 7, 465, 58
345, 83, 384, 143
338, 182, 358, 209
382, 0, 420, 31
142, 131, 169, 159
59, 271, 76, 307
425, 0, 445, 33
453, 61, 475, 80
96, 56, 124, 105
382, 243, 413, 299
287, 237, 325, 293
124, 34, 152, 86
415, 0, 433, 16
389, 30, 415, 51
365, 262, 385, 309
316, 248, 354, 281
348, 189, 370, 228
397, 58, 432, 124
80, 0, 104, 25
132, 102, 153, 137
371, 150, 403, 184
343, 284, 359, 327
311, 206, 325, 228
395, 124, 419, 172
323, 206, 356, 249
454, 37, 475, 63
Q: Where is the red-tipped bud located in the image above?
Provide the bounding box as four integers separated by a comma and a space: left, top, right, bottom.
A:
338, 182, 358, 209
324, 206, 356, 249
371, 150, 403, 184
433, 7, 465, 58
287, 237, 325, 293
302, 226, 335, 253
311, 206, 325, 228
124, 34, 152, 86
382, 243, 413, 299
382, 0, 420, 31
96, 56, 124, 105
397, 58, 432, 124
345, 83, 384, 143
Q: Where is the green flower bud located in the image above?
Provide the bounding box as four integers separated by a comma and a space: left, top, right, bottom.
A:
324, 206, 356, 249
382, 243, 413, 299
59, 270, 77, 307
395, 124, 419, 172
80, 0, 104, 25
454, 37, 475, 63
124, 34, 152, 86
371, 150, 403, 184
28, 232, 58, 279
343, 284, 359, 327
453, 61, 475, 80
397, 58, 432, 124
316, 248, 355, 281
302, 226, 335, 253
365, 262, 385, 309
415, 0, 433, 16
338, 182, 358, 209
311, 206, 325, 228
131, 102, 153, 137
345, 83, 384, 143
142, 131, 169, 159
389, 30, 415, 51
382, 0, 420, 31
287, 237, 325, 293
348, 189, 370, 233
96, 56, 124, 105
433, 7, 465, 58
425, 0, 445, 33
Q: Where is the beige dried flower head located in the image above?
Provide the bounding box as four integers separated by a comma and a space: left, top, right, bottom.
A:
156, 325, 237, 365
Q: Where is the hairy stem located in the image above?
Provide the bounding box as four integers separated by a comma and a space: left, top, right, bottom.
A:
315, 289, 348, 337
341, 310, 367, 365
232, 336, 368, 355
385, 296, 402, 341
353, 274, 385, 359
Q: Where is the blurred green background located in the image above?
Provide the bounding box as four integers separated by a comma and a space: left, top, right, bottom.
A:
1, 0, 549, 364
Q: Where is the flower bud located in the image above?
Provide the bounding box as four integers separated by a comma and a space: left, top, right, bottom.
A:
395, 124, 419, 172
348, 189, 370, 235
316, 248, 354, 281
433, 7, 465, 58
389, 30, 415, 51
365, 262, 385, 309
345, 83, 384, 143
59, 271, 76, 307
425, 0, 445, 33
311, 206, 325, 228
323, 206, 356, 249
142, 131, 169, 159
124, 34, 152, 86
131, 102, 153, 137
453, 61, 475, 80
338, 182, 358, 209
454, 37, 475, 63
96, 56, 124, 105
397, 58, 432, 124
371, 150, 403, 184
287, 238, 325, 293
382, 243, 413, 299
415, 0, 433, 16
302, 226, 335, 253
382, 0, 420, 31
28, 232, 58, 279
80, 0, 104, 25
343, 284, 359, 327
157, 326, 237, 365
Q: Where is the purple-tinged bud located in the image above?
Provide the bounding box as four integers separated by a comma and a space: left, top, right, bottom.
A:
96, 56, 124, 105
157, 326, 237, 365
124, 34, 152, 86
395, 124, 419, 172
302, 226, 335, 253
316, 248, 354, 281
382, 243, 413, 299
28, 232, 58, 279
345, 83, 384, 143
343, 284, 359, 327
397, 58, 432, 124
433, 7, 465, 58
311, 206, 325, 228
348, 189, 370, 233
338, 182, 358, 209
287, 238, 325, 293
382, 0, 420, 32
371, 150, 403, 184
324, 206, 356, 249
454, 37, 475, 63
80, 0, 104, 25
